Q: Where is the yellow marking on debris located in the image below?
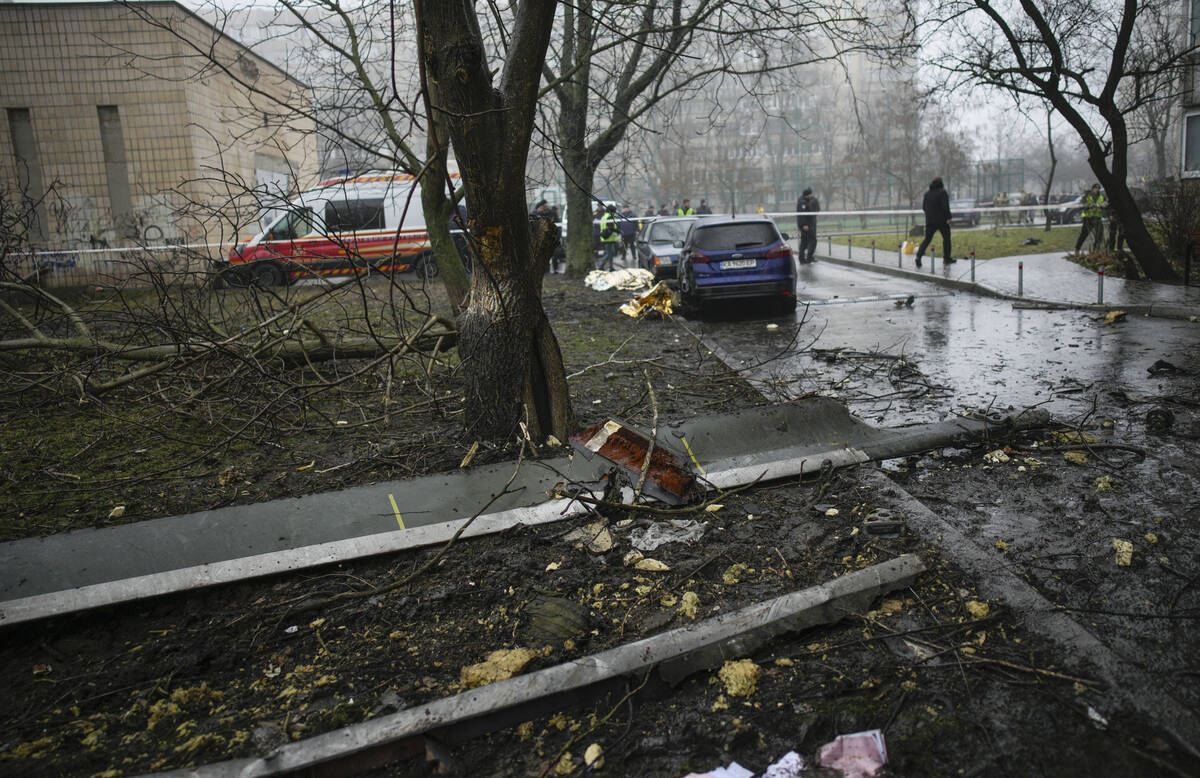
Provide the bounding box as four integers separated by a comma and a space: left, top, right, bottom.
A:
388, 493, 406, 529
680, 435, 706, 475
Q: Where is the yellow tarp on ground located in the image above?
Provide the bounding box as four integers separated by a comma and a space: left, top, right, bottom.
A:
619, 281, 676, 318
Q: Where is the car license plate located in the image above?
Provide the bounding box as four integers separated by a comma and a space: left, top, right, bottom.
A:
720, 259, 756, 270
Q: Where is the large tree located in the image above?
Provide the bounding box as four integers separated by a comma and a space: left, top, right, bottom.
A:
923, 0, 1194, 279
415, 0, 573, 442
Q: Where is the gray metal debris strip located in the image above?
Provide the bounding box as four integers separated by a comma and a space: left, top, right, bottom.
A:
0, 398, 1047, 625
156, 555, 925, 777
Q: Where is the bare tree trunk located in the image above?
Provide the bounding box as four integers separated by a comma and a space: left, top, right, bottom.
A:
416, 0, 573, 443
1043, 110, 1056, 232
564, 151, 597, 277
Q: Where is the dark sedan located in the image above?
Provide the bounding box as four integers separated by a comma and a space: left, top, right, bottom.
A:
635, 216, 697, 280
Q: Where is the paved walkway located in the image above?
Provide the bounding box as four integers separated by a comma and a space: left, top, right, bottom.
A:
812, 241, 1200, 320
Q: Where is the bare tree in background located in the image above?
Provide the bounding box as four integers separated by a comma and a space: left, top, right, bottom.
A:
922, 0, 1195, 279
543, 0, 870, 275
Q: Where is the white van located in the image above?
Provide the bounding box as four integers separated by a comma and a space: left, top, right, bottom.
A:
220, 171, 463, 286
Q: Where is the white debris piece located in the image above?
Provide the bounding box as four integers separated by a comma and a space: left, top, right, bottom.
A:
585, 268, 654, 291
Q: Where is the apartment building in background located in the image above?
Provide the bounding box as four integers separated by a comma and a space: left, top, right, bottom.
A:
0, 1, 316, 250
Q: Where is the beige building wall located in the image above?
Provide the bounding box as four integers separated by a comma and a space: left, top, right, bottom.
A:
0, 1, 315, 250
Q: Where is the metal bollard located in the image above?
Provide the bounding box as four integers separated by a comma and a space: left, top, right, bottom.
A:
848, 236, 852, 258
871, 239, 876, 263
898, 243, 903, 267
970, 249, 976, 282
828, 235, 832, 254
930, 247, 936, 272
1018, 261, 1024, 296
1097, 269, 1104, 303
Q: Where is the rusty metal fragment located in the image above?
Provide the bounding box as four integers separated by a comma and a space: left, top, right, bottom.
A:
570, 418, 701, 505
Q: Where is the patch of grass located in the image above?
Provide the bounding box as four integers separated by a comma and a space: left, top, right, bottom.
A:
829, 223, 1080, 259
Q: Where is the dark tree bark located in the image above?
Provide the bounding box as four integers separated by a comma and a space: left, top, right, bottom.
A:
415, 0, 574, 443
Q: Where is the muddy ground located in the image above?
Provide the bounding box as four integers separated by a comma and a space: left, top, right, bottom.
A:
1, 273, 1198, 777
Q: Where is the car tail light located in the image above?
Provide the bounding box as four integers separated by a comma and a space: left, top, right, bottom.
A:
765, 242, 792, 260
690, 250, 711, 264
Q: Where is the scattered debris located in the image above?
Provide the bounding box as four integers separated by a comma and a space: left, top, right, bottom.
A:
965, 600, 990, 619
1147, 359, 1187, 376
584, 268, 654, 291
1095, 475, 1116, 491
984, 449, 1011, 464
718, 659, 762, 697
563, 520, 614, 553
893, 295, 916, 308
635, 558, 670, 572
679, 591, 701, 619
1103, 310, 1127, 324
583, 743, 604, 770
107, 505, 126, 519
570, 419, 700, 505
1112, 539, 1134, 567
762, 751, 806, 778
863, 509, 902, 537
722, 563, 751, 584
1063, 451, 1088, 464
631, 519, 706, 551
1146, 408, 1175, 432
459, 648, 539, 689
526, 596, 590, 643
1087, 706, 1109, 728
817, 729, 888, 778
619, 281, 675, 318
623, 550, 645, 567
683, 762, 753, 778
1022, 237, 1042, 245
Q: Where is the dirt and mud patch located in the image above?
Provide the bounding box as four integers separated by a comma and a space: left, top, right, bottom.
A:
1, 274, 1198, 776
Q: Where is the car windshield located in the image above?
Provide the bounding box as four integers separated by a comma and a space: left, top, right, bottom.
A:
692, 222, 778, 251
647, 220, 693, 243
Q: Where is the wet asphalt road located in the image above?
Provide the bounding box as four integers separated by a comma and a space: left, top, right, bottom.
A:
686, 260, 1200, 427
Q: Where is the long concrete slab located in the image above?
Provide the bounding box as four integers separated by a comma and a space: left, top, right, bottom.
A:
0, 399, 1048, 625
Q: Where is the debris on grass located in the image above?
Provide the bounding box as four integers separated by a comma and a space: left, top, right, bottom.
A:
563, 520, 614, 553
817, 729, 888, 778
634, 558, 670, 572
1063, 450, 1088, 464
984, 449, 1010, 464
583, 743, 604, 769
1095, 475, 1116, 491
619, 281, 675, 318
631, 519, 705, 551
966, 600, 990, 619
459, 648, 539, 689
717, 659, 761, 697
1112, 539, 1134, 567
680, 591, 700, 619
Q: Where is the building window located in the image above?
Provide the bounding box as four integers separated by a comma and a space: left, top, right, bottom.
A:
6, 108, 47, 241
97, 105, 136, 238
1183, 112, 1200, 178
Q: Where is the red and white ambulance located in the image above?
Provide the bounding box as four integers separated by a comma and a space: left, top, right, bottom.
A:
219, 171, 461, 286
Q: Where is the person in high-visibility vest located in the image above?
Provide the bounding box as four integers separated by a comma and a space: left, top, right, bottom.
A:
598, 205, 621, 270
676, 198, 695, 216
1074, 183, 1106, 254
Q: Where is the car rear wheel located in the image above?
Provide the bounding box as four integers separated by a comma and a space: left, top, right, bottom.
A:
253, 261, 285, 288
416, 252, 439, 280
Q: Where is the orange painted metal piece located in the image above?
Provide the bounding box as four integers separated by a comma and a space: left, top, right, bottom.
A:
569, 419, 700, 505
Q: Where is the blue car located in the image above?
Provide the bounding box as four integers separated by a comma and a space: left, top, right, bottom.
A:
677, 215, 796, 312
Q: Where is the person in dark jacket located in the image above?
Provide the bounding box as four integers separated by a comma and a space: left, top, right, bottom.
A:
618, 206, 638, 262
795, 187, 819, 263
696, 199, 712, 215
916, 177, 952, 268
